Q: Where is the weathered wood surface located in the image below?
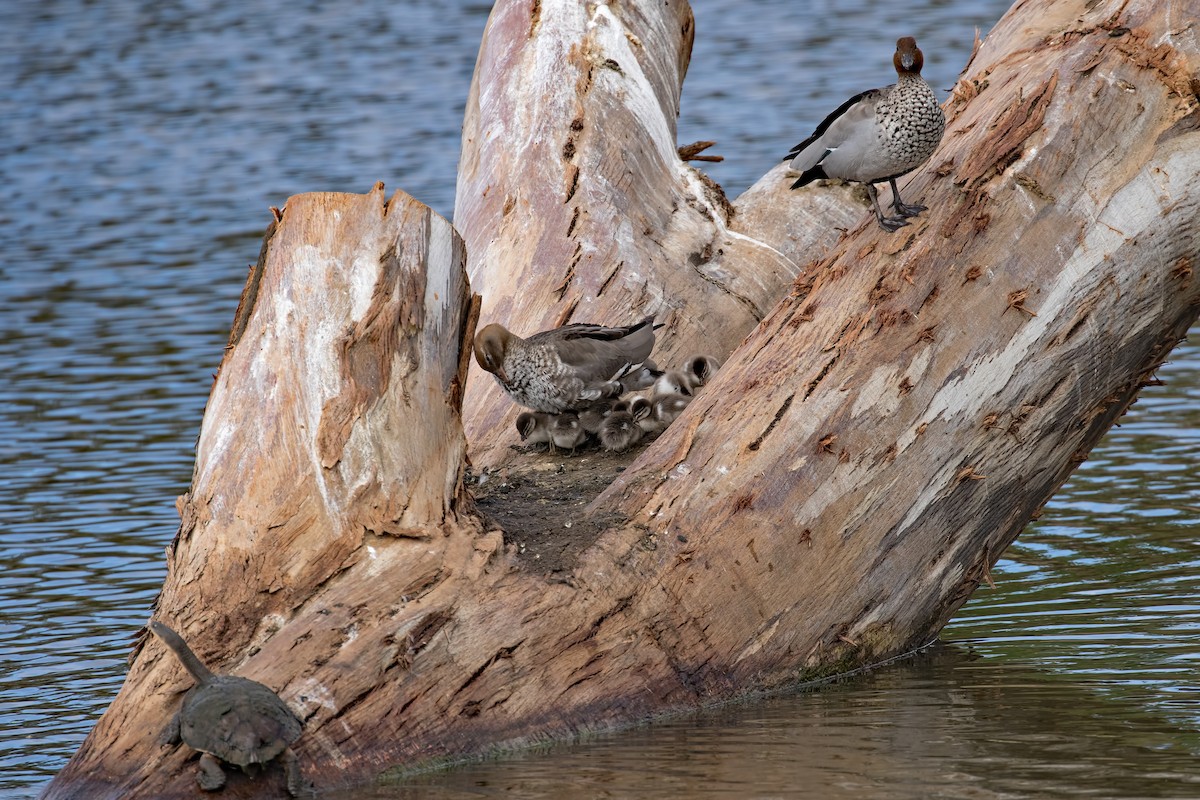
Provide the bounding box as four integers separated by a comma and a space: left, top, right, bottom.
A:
455, 0, 862, 466
594, 0, 1200, 673
44, 0, 1200, 796
43, 187, 481, 798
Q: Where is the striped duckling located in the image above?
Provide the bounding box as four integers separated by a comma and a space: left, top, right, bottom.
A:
550, 412, 588, 455
474, 316, 660, 413
515, 412, 554, 449
651, 392, 691, 429
785, 36, 945, 232
577, 400, 614, 436
683, 354, 721, 389
652, 369, 696, 399
599, 400, 645, 453
630, 396, 658, 433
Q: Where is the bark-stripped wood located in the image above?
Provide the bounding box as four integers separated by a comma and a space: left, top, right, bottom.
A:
43, 186, 481, 798
45, 0, 1200, 797
456, 0, 861, 466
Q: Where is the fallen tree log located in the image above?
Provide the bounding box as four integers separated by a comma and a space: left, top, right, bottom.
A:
42, 187, 484, 798
44, 0, 1200, 797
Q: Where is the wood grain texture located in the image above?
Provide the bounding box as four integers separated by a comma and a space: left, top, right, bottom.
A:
43, 186, 480, 798
44, 0, 1200, 796
455, 0, 862, 466
596, 0, 1200, 680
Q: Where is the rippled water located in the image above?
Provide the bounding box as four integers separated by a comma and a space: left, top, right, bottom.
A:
3, 0, 1198, 797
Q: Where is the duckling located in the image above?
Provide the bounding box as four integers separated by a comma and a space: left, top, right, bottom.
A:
577, 400, 614, 436
631, 396, 660, 433
599, 407, 645, 453
652, 392, 692, 428
618, 361, 664, 393
515, 411, 554, 449
653, 369, 695, 399
550, 413, 588, 455
683, 354, 722, 388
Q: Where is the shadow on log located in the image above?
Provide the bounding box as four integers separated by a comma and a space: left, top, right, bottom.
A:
45, 0, 1200, 797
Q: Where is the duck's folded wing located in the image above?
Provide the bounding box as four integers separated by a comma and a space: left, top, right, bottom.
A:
553, 321, 658, 384
785, 87, 883, 170
551, 315, 656, 342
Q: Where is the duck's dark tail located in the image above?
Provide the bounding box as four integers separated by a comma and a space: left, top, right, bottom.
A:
790, 165, 827, 190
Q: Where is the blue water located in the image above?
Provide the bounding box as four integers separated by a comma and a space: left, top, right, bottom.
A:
3, 0, 1199, 797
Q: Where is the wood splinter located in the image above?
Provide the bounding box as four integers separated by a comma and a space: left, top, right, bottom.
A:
677, 140, 724, 162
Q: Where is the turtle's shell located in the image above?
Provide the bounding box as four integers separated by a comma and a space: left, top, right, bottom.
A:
179, 674, 303, 767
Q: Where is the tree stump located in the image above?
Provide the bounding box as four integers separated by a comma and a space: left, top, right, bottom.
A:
44, 0, 1200, 797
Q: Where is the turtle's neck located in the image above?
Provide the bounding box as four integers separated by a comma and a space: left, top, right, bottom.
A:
149, 620, 215, 683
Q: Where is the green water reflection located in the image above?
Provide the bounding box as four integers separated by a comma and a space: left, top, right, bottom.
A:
332, 645, 1200, 799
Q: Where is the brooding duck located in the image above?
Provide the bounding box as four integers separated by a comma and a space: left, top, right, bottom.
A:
785, 36, 944, 232
474, 316, 660, 413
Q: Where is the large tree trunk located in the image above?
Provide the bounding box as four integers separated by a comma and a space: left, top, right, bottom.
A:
45, 0, 1200, 797
455, 0, 863, 465
43, 186, 482, 798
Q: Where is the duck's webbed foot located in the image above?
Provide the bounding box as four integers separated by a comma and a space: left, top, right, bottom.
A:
876, 214, 911, 232
867, 183, 911, 232
889, 178, 927, 218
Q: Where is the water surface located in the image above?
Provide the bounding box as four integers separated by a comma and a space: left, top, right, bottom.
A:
3, 0, 1198, 797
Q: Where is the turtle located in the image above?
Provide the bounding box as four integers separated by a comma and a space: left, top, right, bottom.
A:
149, 620, 306, 795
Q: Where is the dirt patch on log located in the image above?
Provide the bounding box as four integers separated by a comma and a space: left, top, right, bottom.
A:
468, 440, 650, 575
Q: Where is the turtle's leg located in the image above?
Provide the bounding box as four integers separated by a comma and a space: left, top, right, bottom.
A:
281, 747, 309, 798
158, 712, 181, 746
196, 753, 226, 792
